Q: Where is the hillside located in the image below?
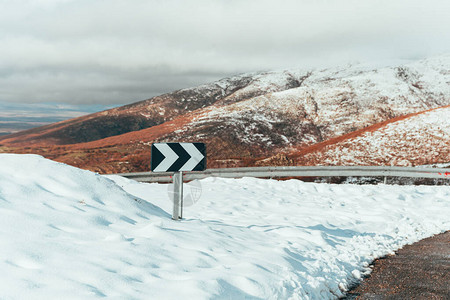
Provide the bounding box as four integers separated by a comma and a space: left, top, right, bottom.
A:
291, 105, 450, 167
251, 105, 450, 168
0, 55, 449, 173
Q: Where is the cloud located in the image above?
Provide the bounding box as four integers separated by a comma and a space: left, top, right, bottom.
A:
0, 0, 449, 104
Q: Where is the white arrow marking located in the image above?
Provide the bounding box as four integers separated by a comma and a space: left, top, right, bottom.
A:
153, 143, 179, 172
179, 143, 204, 171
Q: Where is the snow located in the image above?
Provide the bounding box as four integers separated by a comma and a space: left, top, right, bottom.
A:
307, 106, 450, 166
1, 154, 450, 299
177, 54, 450, 152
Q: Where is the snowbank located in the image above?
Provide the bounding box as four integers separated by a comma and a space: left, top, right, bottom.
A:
1, 154, 449, 299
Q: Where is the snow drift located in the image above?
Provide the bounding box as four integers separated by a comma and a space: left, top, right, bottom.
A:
0, 154, 449, 299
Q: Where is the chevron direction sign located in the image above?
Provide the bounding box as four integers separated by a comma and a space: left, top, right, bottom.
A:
151, 143, 206, 172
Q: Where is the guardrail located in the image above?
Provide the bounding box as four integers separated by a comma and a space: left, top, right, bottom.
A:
115, 166, 450, 183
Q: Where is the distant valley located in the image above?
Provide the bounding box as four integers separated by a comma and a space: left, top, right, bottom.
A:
0, 102, 116, 136
0, 55, 449, 173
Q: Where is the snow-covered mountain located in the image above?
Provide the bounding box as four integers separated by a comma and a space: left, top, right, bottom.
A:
294, 105, 450, 167
0, 55, 449, 173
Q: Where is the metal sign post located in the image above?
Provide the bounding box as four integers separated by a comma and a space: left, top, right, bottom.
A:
172, 171, 183, 220
151, 142, 206, 220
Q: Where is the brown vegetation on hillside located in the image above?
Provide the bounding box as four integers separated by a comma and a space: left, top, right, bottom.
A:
1, 105, 448, 174
1, 57, 449, 173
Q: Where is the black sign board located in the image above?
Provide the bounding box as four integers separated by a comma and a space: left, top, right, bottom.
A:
151, 143, 206, 172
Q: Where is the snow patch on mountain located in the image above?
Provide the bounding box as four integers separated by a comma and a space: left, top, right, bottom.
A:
176, 54, 450, 154
303, 106, 450, 166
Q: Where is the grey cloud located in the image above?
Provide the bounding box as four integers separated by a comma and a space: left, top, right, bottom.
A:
0, 0, 449, 105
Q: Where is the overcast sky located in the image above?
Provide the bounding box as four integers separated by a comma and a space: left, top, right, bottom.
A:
0, 0, 449, 106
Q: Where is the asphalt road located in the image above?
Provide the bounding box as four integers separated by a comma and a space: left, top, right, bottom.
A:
344, 231, 450, 299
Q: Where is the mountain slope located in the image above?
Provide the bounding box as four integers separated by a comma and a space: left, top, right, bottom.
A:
0, 72, 303, 146
0, 55, 449, 173
289, 105, 450, 167
1, 55, 449, 147
175, 56, 449, 154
